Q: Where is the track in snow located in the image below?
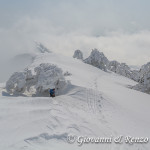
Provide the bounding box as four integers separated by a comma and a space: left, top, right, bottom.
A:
86, 88, 102, 114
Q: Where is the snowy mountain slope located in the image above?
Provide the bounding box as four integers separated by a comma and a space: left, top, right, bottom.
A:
0, 52, 150, 150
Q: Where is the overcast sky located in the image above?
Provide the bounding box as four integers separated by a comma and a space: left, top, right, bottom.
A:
0, 0, 150, 68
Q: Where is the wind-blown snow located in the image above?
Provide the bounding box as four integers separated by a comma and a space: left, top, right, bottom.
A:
0, 52, 150, 150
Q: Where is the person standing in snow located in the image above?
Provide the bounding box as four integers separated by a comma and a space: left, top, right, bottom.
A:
49, 89, 55, 97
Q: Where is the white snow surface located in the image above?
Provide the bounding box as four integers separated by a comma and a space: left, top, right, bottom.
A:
0, 52, 150, 150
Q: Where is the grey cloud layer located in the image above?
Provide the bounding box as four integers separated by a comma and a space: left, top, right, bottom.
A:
0, 17, 150, 65
0, 0, 150, 82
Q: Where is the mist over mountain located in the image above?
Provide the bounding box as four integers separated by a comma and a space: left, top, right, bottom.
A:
0, 1, 150, 149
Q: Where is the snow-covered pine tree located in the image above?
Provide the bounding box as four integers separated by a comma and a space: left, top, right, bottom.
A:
133, 62, 150, 94
73, 49, 83, 60
6, 63, 67, 96
84, 49, 109, 71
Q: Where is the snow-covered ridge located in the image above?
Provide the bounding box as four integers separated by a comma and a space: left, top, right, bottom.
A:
73, 49, 150, 94
1, 50, 150, 150
5, 46, 150, 96
74, 49, 140, 81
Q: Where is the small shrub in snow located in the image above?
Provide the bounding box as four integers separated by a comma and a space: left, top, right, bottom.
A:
73, 50, 83, 60
138, 62, 150, 83
64, 71, 72, 76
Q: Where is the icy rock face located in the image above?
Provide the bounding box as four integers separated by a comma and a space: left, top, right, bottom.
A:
84, 49, 109, 71
73, 50, 83, 60
6, 63, 67, 96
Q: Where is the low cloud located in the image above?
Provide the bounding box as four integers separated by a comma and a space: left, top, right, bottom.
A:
0, 17, 150, 82
1, 17, 150, 63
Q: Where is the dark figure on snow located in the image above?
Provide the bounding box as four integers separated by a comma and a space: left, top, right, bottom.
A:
50, 89, 55, 97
